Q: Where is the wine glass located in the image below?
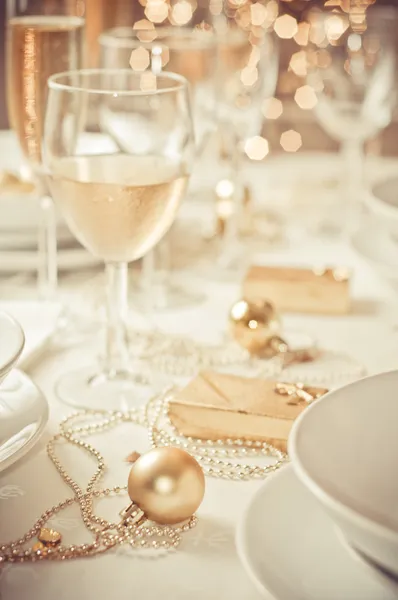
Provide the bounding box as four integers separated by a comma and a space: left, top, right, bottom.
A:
44, 69, 194, 410
99, 26, 217, 310
6, 0, 84, 302
210, 25, 279, 273
306, 6, 397, 232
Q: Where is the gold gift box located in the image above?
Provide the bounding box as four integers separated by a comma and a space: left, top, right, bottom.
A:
242, 265, 350, 315
169, 371, 327, 453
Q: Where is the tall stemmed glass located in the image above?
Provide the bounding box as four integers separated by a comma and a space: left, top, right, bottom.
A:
99, 26, 217, 309
214, 25, 278, 272
6, 0, 84, 301
306, 7, 397, 232
44, 69, 194, 410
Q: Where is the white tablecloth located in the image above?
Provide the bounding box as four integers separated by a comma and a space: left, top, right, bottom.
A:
1, 162, 398, 600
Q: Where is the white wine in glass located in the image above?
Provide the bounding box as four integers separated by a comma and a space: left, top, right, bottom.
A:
50, 154, 188, 262
44, 69, 194, 410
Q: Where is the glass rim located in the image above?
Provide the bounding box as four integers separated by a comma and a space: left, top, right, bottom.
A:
99, 25, 216, 49
47, 68, 189, 96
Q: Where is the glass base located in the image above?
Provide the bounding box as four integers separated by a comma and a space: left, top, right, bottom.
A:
55, 366, 165, 411
132, 282, 206, 312
53, 307, 99, 347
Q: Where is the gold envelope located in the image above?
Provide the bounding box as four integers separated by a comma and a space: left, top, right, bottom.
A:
169, 371, 327, 452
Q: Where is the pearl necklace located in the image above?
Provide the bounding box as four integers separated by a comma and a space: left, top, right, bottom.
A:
0, 389, 287, 564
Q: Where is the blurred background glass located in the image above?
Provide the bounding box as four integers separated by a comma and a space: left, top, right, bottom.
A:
6, 0, 84, 302
306, 5, 397, 233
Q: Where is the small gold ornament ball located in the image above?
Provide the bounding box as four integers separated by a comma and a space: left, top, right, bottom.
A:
229, 299, 281, 355
128, 447, 205, 525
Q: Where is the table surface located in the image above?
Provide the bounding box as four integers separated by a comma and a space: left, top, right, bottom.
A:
1, 160, 398, 600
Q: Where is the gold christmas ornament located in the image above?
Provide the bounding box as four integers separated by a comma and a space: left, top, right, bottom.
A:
125, 447, 205, 525
0, 419, 201, 565
229, 299, 283, 356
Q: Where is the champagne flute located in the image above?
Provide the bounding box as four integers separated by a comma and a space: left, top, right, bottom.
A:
306, 6, 397, 233
6, 0, 85, 302
99, 26, 217, 310
44, 69, 194, 410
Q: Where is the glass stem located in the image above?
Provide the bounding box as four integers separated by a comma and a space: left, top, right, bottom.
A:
218, 135, 244, 266
341, 139, 364, 208
38, 195, 58, 302
104, 261, 130, 376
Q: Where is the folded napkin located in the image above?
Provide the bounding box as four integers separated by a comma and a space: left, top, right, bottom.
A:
0, 301, 62, 369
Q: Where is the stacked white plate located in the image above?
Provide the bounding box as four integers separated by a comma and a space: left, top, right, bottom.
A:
0, 130, 101, 273
236, 371, 398, 599
0, 310, 49, 472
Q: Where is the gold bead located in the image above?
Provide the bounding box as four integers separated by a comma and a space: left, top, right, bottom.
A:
38, 528, 62, 547
32, 542, 45, 553
128, 447, 205, 525
229, 299, 281, 356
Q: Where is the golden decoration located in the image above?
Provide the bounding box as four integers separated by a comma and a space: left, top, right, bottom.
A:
126, 451, 141, 463
38, 527, 62, 547
274, 382, 327, 406
229, 298, 282, 356
0, 416, 200, 564
127, 447, 205, 525
32, 541, 46, 553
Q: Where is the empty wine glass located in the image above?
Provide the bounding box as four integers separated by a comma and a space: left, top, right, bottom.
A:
210, 25, 279, 273
306, 6, 397, 232
44, 69, 195, 410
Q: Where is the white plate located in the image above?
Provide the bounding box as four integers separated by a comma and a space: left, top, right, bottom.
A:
0, 369, 48, 473
0, 246, 101, 273
341, 537, 398, 596
0, 311, 25, 383
289, 369, 398, 579
236, 465, 395, 600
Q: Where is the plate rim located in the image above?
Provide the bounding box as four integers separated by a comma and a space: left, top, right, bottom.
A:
0, 369, 49, 473
0, 311, 25, 380
235, 465, 293, 600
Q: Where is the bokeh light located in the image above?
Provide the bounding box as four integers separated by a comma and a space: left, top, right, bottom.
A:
262, 97, 283, 120
172, 1, 194, 25
240, 66, 258, 87
250, 3, 268, 27
129, 47, 150, 72
145, 0, 169, 23
245, 136, 269, 160
274, 15, 298, 39
280, 130, 302, 152
294, 85, 318, 110
294, 22, 310, 46
289, 51, 307, 77
348, 33, 362, 51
